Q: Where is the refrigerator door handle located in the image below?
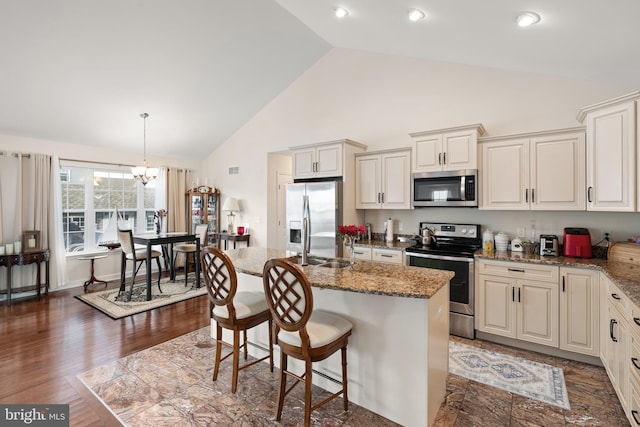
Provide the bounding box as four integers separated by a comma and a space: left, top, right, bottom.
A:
302, 195, 311, 264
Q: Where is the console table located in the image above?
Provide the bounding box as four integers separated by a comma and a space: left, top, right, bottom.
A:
0, 249, 50, 305
215, 233, 250, 250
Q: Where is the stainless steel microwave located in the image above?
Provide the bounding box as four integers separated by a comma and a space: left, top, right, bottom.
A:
412, 169, 478, 207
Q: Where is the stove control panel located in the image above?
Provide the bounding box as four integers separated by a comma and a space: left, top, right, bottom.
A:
419, 222, 479, 239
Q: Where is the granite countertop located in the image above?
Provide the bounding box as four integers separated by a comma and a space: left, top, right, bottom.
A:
224, 247, 453, 299
475, 249, 640, 309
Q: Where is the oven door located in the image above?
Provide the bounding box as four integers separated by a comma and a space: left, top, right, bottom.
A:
406, 252, 474, 315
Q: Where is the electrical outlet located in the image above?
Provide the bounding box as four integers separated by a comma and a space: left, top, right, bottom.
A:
602, 230, 612, 240
517, 227, 525, 238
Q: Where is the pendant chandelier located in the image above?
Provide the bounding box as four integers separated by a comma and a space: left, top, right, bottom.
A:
131, 112, 159, 185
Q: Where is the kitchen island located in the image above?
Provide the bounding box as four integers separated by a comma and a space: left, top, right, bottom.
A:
218, 247, 454, 427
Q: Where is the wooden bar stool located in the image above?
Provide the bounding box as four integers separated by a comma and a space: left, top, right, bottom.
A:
200, 246, 274, 393
263, 258, 353, 427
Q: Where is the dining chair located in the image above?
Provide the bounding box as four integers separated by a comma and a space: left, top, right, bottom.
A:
262, 258, 353, 427
200, 246, 273, 393
117, 228, 163, 301
173, 223, 208, 286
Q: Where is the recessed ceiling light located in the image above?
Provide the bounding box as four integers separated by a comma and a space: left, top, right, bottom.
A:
516, 11, 541, 27
335, 7, 349, 18
408, 8, 425, 21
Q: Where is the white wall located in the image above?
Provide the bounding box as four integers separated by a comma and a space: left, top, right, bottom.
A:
202, 48, 637, 248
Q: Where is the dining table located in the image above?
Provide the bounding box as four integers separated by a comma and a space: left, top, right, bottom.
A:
132, 231, 200, 301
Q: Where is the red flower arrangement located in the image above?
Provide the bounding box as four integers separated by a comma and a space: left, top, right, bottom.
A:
337, 224, 366, 240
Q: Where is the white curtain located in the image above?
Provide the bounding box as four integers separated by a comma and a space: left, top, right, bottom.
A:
0, 153, 66, 292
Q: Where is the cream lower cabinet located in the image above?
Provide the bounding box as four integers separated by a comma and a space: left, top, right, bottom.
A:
559, 267, 599, 356
600, 275, 630, 413
352, 246, 404, 265
477, 260, 559, 347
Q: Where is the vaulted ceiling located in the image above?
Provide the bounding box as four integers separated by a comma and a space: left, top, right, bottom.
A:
1, 0, 638, 160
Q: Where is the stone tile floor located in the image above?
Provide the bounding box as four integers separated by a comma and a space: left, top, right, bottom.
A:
80, 328, 628, 426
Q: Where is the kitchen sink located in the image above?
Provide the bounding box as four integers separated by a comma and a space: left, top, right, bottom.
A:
286, 255, 328, 266
318, 260, 351, 269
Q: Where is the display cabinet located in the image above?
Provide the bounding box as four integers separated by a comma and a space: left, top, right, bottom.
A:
186, 186, 220, 246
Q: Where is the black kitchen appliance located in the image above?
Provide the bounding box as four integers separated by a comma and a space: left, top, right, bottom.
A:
406, 222, 481, 339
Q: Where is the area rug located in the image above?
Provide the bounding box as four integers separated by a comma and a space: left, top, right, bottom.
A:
76, 276, 207, 319
449, 341, 570, 409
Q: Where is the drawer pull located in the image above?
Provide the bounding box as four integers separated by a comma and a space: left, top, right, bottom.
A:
354, 251, 364, 255
610, 319, 618, 342
612, 293, 621, 300
508, 268, 525, 273
635, 317, 640, 327
632, 357, 640, 370
633, 410, 640, 425
380, 254, 393, 258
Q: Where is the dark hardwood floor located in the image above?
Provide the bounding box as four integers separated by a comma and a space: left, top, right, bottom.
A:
0, 277, 210, 426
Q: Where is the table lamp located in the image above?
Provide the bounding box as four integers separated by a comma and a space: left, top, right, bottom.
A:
222, 197, 240, 234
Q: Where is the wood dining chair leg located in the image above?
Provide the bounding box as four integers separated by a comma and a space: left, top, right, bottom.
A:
243, 330, 248, 360
232, 330, 240, 393
184, 253, 190, 287
276, 351, 287, 421
268, 319, 274, 372
155, 257, 163, 293
213, 323, 223, 381
304, 359, 313, 427
342, 345, 349, 410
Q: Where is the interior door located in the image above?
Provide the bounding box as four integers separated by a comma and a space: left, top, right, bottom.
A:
276, 172, 292, 250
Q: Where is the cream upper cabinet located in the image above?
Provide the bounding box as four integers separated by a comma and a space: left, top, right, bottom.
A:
480, 128, 586, 211
291, 139, 367, 180
559, 267, 599, 356
355, 149, 411, 209
410, 124, 485, 173
577, 92, 639, 212
476, 259, 559, 347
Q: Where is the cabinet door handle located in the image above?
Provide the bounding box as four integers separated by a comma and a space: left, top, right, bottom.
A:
438, 152, 442, 165
381, 193, 384, 204
634, 317, 640, 327
588, 186, 593, 203
512, 286, 515, 302
443, 152, 446, 165
508, 268, 525, 273
610, 318, 618, 342
518, 287, 521, 303
562, 276, 565, 292
612, 293, 621, 300
632, 357, 640, 371
633, 410, 640, 425
525, 188, 528, 203
531, 188, 535, 203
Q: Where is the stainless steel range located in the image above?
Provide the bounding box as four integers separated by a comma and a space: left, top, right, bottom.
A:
405, 222, 481, 339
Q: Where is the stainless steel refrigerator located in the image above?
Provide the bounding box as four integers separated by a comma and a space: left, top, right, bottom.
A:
286, 181, 343, 259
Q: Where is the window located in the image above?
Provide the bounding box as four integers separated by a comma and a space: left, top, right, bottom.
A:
59, 163, 158, 253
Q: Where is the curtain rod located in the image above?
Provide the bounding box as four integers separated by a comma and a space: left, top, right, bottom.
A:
0, 152, 31, 158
